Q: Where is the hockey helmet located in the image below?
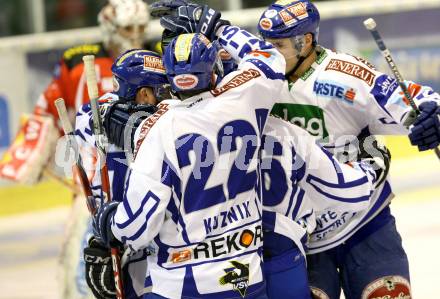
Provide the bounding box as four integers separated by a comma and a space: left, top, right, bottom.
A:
163, 33, 223, 95
258, 0, 320, 45
98, 0, 149, 52
111, 49, 169, 100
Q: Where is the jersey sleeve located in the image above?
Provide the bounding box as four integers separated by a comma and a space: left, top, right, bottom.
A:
368, 74, 440, 134
263, 116, 377, 215
217, 25, 286, 79
327, 54, 440, 135
111, 115, 175, 250
74, 103, 102, 201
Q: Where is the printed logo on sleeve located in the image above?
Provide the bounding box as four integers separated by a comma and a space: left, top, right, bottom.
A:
210, 69, 261, 97
134, 102, 170, 159
371, 74, 399, 106
271, 103, 329, 139
219, 261, 250, 298
325, 59, 376, 86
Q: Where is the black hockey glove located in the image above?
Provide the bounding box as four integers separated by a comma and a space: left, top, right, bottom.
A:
358, 136, 391, 187
84, 236, 117, 299
103, 101, 158, 151
151, 0, 230, 40
408, 101, 440, 151
93, 201, 120, 248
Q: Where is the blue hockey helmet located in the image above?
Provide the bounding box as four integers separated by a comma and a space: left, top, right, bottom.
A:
111, 49, 169, 100
163, 33, 222, 95
258, 0, 320, 44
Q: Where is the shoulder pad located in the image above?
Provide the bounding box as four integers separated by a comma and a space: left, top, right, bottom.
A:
62, 43, 109, 70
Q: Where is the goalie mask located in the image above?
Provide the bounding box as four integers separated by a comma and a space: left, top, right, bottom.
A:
163, 33, 223, 97
112, 49, 170, 101
98, 0, 149, 53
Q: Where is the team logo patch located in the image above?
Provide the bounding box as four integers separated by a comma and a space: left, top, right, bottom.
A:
259, 18, 273, 30
361, 276, 411, 299
134, 103, 170, 159
325, 59, 376, 86
271, 103, 329, 139
279, 2, 308, 26
371, 74, 399, 105
143, 56, 166, 74
219, 261, 250, 298
211, 69, 261, 97
310, 287, 330, 299
173, 74, 199, 90
264, 9, 278, 18
171, 249, 191, 263
313, 80, 357, 104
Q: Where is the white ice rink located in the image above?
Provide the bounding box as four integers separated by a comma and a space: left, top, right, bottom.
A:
0, 155, 439, 299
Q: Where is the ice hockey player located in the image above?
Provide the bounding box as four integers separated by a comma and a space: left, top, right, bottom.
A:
90, 18, 291, 296
0, 1, 151, 298
256, 0, 440, 298
0, 0, 150, 185
75, 49, 171, 299
149, 4, 394, 299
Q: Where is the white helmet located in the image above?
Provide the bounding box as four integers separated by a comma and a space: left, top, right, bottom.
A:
98, 0, 150, 53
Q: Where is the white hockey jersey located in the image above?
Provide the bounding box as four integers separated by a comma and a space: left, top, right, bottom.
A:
272, 46, 440, 253
261, 116, 378, 258
74, 93, 152, 296
110, 27, 286, 298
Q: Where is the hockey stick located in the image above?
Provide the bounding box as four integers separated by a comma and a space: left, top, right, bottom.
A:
54, 98, 97, 214
364, 18, 440, 160
82, 55, 125, 299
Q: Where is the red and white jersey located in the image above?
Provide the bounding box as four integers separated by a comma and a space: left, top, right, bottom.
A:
0, 44, 114, 183
110, 27, 286, 298
34, 43, 114, 123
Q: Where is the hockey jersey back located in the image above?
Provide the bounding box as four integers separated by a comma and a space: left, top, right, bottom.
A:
111, 41, 286, 297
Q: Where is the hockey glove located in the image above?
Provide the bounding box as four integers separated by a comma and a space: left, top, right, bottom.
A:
358, 136, 391, 187
152, 0, 202, 35
93, 201, 120, 248
84, 236, 117, 299
195, 5, 230, 41
103, 101, 158, 151
408, 101, 440, 151
151, 0, 229, 40
150, 0, 192, 17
